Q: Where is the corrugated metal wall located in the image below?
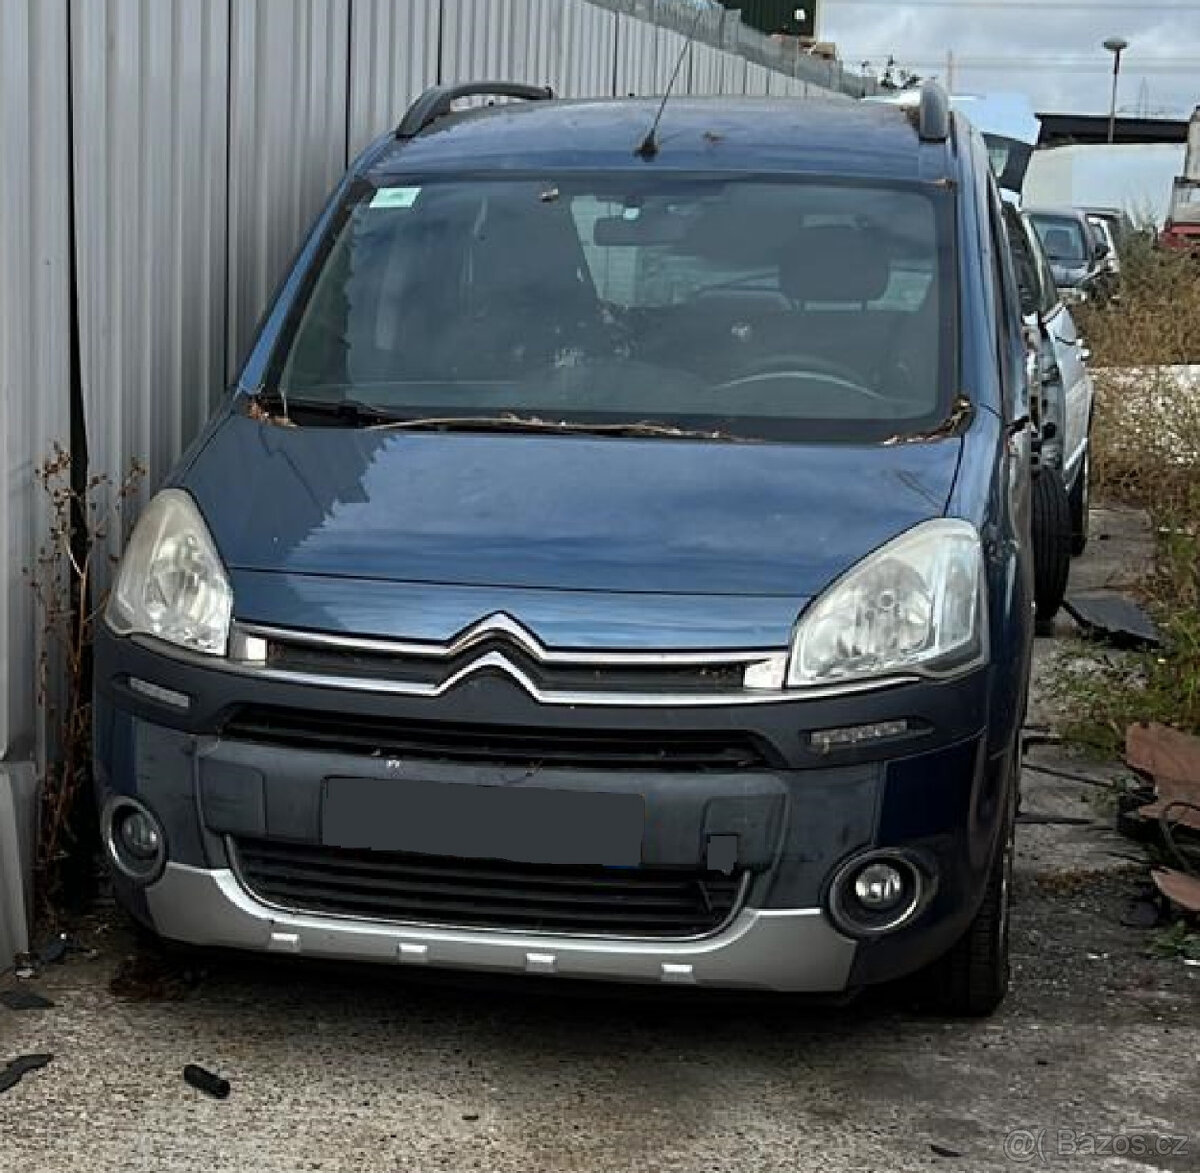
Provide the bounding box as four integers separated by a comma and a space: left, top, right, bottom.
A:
0, 0, 71, 963
0, 0, 857, 970
551, 0, 617, 99
348, 0, 440, 156
227, 0, 350, 372
71, 0, 230, 507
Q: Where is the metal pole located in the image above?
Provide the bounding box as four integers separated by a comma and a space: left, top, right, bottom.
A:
1107, 50, 1121, 143
1103, 38, 1128, 142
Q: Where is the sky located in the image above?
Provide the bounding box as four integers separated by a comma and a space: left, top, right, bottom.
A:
816, 0, 1200, 117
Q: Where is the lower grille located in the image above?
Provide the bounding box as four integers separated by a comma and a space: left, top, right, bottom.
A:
233, 839, 747, 938
221, 705, 774, 770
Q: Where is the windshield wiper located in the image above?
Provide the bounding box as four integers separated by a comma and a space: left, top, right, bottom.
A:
370, 414, 748, 441
251, 394, 403, 428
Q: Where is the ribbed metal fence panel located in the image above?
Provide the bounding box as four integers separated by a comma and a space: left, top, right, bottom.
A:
71, 0, 229, 506
0, 0, 71, 763
613, 11, 656, 96
745, 60, 770, 96
509, 0, 554, 90
719, 50, 746, 95
440, 0, 519, 85
347, 0, 440, 157
227, 0, 349, 374
652, 25, 690, 94
0, 0, 71, 966
554, 0, 617, 98
689, 41, 723, 95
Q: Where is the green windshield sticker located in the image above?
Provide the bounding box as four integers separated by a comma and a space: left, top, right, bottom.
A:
370, 186, 421, 210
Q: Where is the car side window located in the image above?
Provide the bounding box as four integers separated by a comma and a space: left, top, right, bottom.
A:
986, 180, 1028, 422
1001, 204, 1040, 320
1030, 237, 1061, 319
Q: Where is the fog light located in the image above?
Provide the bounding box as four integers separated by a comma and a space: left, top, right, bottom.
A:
828, 850, 930, 937
117, 810, 161, 860
853, 862, 905, 911
103, 798, 166, 884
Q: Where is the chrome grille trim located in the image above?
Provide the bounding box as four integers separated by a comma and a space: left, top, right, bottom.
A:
233, 614, 777, 666
136, 628, 921, 707
214, 617, 925, 707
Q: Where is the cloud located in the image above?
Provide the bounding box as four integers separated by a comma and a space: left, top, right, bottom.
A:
820, 2, 1200, 115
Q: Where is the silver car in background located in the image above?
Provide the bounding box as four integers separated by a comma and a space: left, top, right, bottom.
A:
1002, 203, 1095, 619
1027, 206, 1113, 304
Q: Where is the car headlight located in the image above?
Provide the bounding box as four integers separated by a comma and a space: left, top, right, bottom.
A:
106, 489, 233, 656
788, 519, 985, 688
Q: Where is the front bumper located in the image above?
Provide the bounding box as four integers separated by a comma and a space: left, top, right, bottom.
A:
94, 626, 1018, 993
148, 864, 856, 991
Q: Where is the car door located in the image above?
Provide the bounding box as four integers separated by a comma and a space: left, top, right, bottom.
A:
1025, 218, 1093, 491
1002, 206, 1065, 471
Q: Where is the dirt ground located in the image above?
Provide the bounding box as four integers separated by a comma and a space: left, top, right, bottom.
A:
2, 506, 1197, 1173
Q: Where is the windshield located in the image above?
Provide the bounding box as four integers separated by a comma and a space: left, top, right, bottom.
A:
1029, 214, 1088, 264
272, 175, 956, 442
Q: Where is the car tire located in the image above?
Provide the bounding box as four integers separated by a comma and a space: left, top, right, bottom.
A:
1069, 450, 1090, 557
922, 795, 1015, 1018
1032, 468, 1071, 621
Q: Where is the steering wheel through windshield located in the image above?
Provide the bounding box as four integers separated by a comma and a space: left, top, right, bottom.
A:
715, 353, 889, 402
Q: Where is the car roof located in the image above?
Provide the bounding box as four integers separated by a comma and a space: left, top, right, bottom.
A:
1025, 206, 1091, 223
363, 96, 960, 185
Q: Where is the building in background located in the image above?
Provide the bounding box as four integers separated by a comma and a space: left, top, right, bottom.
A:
1024, 143, 1187, 224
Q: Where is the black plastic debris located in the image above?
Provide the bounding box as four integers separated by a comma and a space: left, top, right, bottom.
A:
0, 989, 55, 1012
1064, 592, 1161, 650
0, 1054, 53, 1095
930, 1142, 964, 1158
184, 1064, 231, 1100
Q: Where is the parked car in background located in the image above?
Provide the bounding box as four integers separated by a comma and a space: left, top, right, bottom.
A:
1027, 206, 1112, 303
95, 81, 1035, 1016
1002, 204, 1095, 620
1085, 214, 1122, 290
1081, 205, 1135, 249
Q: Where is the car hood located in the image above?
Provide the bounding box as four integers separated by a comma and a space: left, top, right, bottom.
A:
182, 413, 963, 645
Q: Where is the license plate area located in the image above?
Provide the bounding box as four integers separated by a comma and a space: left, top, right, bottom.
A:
322, 776, 645, 867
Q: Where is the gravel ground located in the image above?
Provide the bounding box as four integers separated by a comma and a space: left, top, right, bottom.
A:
2, 507, 1198, 1173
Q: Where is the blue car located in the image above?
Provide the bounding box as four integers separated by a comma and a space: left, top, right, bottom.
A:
95, 81, 1035, 1015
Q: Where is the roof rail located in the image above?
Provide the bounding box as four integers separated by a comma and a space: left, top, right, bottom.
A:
395, 81, 554, 140
917, 80, 951, 143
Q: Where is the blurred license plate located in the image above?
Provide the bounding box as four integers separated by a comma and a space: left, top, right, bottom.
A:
322, 777, 644, 867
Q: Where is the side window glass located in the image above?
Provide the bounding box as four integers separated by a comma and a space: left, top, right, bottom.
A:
1002, 206, 1039, 319
986, 180, 1027, 419
1034, 243, 1060, 318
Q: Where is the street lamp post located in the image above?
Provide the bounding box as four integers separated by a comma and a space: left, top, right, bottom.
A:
1103, 36, 1128, 144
